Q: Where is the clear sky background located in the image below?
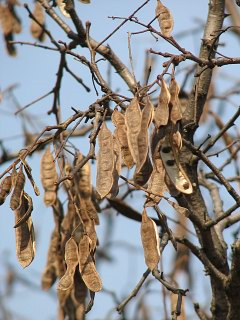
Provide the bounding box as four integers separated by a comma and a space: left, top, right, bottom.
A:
0, 1, 240, 319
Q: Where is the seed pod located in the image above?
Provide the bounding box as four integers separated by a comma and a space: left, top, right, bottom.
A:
169, 78, 182, 124
30, 2, 45, 41
96, 122, 114, 199
125, 97, 142, 163
79, 235, 102, 292
14, 192, 33, 228
154, 79, 170, 127
171, 131, 182, 150
20, 155, 40, 196
85, 198, 99, 225
77, 153, 92, 199
141, 208, 160, 270
40, 147, 58, 206
79, 0, 91, 3
160, 141, 193, 194
147, 158, 166, 206
15, 195, 35, 268
112, 109, 134, 169
0, 175, 12, 205
10, 166, 25, 211
58, 238, 79, 291
57, 0, 71, 18
156, 0, 174, 37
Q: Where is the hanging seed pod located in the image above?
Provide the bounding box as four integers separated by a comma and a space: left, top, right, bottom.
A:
10, 166, 25, 211
0, 175, 12, 205
57, 0, 71, 18
169, 78, 182, 124
141, 208, 160, 270
171, 131, 182, 150
14, 192, 33, 228
112, 109, 134, 169
125, 97, 142, 163
79, 235, 102, 292
30, 2, 45, 42
15, 195, 35, 268
58, 238, 79, 291
160, 141, 193, 194
20, 154, 40, 196
96, 122, 114, 199
71, 271, 88, 319
147, 158, 166, 206
40, 147, 58, 206
154, 79, 171, 128
106, 133, 121, 199
156, 0, 174, 37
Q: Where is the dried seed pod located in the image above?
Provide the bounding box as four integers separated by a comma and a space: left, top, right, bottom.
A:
96, 122, 114, 199
147, 158, 166, 206
14, 192, 33, 228
79, 235, 102, 292
58, 238, 79, 291
171, 131, 182, 150
141, 209, 160, 270
10, 166, 25, 211
15, 195, 35, 268
20, 154, 40, 196
125, 97, 142, 163
80, 200, 97, 252
77, 153, 92, 199
169, 78, 182, 124
156, 0, 174, 37
85, 198, 99, 225
112, 109, 134, 169
0, 175, 12, 205
154, 79, 171, 127
160, 141, 193, 194
71, 271, 88, 318
40, 147, 58, 206
30, 2, 45, 42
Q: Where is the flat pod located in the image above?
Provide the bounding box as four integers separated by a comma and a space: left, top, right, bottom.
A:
79, 235, 102, 292
57, 0, 72, 18
147, 158, 167, 205
111, 109, 125, 127
115, 124, 134, 169
0, 175, 12, 205
160, 142, 193, 194
10, 166, 25, 210
154, 79, 170, 127
14, 192, 33, 228
125, 96, 142, 163
96, 122, 114, 199
169, 78, 182, 124
156, 0, 174, 37
76, 153, 92, 199
141, 209, 160, 270
30, 2, 45, 41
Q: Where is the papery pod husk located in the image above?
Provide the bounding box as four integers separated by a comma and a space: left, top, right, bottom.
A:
21, 157, 40, 196
77, 153, 92, 199
111, 109, 125, 127
80, 199, 97, 251
154, 78, 171, 128
30, 2, 45, 42
125, 96, 142, 163
71, 271, 88, 318
0, 175, 12, 205
79, 235, 102, 292
40, 147, 58, 206
64, 162, 74, 190
106, 133, 121, 199
134, 96, 153, 186
170, 293, 186, 320
169, 78, 182, 124
15, 195, 35, 268
14, 192, 33, 228
58, 238, 79, 291
85, 198, 99, 225
79, 0, 91, 3
141, 208, 160, 270
57, 0, 71, 18
0, 5, 18, 55
61, 200, 75, 248
156, 0, 174, 37
96, 122, 114, 199
10, 166, 25, 210
171, 130, 182, 150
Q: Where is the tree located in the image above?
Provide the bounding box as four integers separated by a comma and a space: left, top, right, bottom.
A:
0, 0, 240, 319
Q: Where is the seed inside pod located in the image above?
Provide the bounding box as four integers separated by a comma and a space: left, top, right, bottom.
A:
161, 146, 171, 153
166, 160, 175, 166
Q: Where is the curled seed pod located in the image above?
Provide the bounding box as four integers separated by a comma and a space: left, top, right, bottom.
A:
20, 154, 40, 196
40, 147, 58, 206
30, 2, 45, 42
85, 198, 99, 225
171, 131, 182, 150
57, 0, 71, 18
71, 271, 88, 318
79, 235, 102, 292
156, 0, 174, 37
80, 200, 97, 252
125, 97, 142, 163
10, 166, 25, 211
160, 141, 193, 194
147, 158, 166, 206
169, 78, 182, 124
112, 109, 134, 169
96, 122, 114, 199
141, 209, 160, 270
58, 238, 79, 291
0, 175, 12, 205
14, 192, 33, 228
15, 195, 35, 268
154, 79, 171, 128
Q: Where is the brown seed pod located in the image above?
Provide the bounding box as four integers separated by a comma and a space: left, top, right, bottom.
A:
141, 209, 160, 270
10, 166, 25, 211
96, 122, 114, 199
30, 2, 45, 42
78, 235, 102, 292
154, 79, 171, 128
14, 192, 33, 228
112, 109, 134, 169
58, 238, 79, 291
169, 78, 182, 124
85, 198, 99, 225
80, 199, 97, 252
57, 0, 71, 18
40, 147, 58, 206
0, 175, 12, 205
20, 154, 40, 196
156, 0, 174, 37
125, 96, 142, 163
147, 158, 166, 206
15, 195, 35, 268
